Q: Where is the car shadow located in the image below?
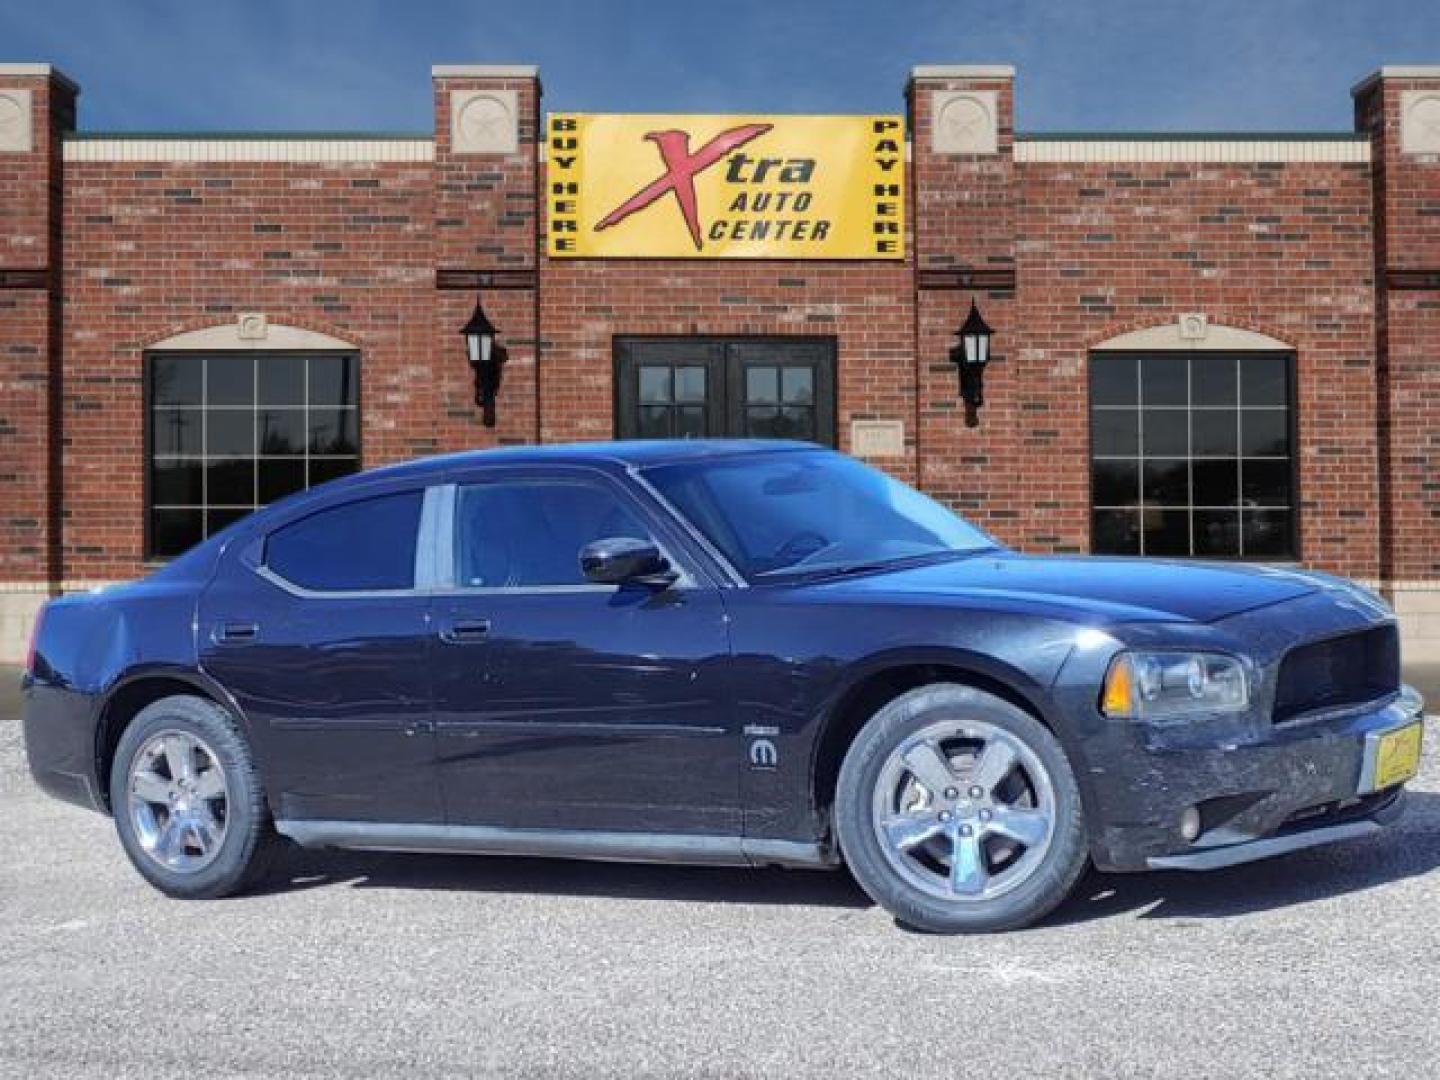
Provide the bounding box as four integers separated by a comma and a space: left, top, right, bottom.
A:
254, 791, 1440, 925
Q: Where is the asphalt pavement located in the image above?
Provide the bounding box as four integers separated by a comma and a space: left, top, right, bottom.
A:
2, 665, 1438, 1079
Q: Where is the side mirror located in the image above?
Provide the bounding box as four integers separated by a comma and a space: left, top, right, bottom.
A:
580, 537, 676, 588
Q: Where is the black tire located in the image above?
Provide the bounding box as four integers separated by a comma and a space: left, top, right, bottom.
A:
834, 683, 1088, 933
110, 694, 279, 899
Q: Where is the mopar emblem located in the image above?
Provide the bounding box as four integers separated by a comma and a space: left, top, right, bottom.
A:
748, 731, 783, 771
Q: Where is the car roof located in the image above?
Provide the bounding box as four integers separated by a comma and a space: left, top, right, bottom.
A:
358, 438, 819, 482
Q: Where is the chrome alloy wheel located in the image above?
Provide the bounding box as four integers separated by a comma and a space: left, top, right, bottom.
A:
127, 730, 230, 873
870, 717, 1057, 903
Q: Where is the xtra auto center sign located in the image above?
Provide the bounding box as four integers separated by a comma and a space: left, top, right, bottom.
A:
546, 114, 905, 259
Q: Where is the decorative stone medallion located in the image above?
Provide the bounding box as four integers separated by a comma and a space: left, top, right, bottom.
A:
1400, 91, 1440, 155
932, 90, 998, 155
451, 89, 519, 155
1178, 313, 1209, 341
0, 89, 33, 153
237, 313, 269, 341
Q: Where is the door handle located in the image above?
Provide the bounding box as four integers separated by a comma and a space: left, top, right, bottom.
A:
214, 621, 259, 644
439, 619, 491, 644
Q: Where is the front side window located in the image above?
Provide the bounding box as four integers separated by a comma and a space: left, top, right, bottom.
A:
455, 479, 653, 588
147, 352, 360, 557
266, 490, 422, 592
1090, 351, 1295, 559
644, 450, 995, 579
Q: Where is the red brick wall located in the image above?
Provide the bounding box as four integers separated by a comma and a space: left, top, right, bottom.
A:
1357, 75, 1440, 582
11, 63, 1438, 590
537, 257, 917, 478
0, 72, 72, 585
910, 74, 1380, 578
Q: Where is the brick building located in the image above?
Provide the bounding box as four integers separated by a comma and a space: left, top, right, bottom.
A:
1, 61, 1438, 661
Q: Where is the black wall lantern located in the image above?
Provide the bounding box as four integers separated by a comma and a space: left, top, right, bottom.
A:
461, 294, 507, 428
949, 299, 994, 427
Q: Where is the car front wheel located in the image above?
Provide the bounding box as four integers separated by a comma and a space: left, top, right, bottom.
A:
110, 694, 278, 899
835, 683, 1088, 933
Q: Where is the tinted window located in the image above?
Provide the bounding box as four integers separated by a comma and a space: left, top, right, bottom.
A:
266, 490, 422, 591
1090, 351, 1295, 559
455, 480, 652, 588
146, 352, 360, 558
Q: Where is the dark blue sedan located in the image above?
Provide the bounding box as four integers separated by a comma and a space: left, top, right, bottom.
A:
22, 441, 1427, 932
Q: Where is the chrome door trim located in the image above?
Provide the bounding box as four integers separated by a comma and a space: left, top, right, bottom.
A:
275, 819, 837, 868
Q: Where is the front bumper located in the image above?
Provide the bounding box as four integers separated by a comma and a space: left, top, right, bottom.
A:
1084, 686, 1425, 872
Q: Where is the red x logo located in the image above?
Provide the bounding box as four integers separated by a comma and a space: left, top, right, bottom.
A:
595, 123, 773, 251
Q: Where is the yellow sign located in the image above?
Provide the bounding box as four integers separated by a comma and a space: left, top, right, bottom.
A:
547, 113, 905, 259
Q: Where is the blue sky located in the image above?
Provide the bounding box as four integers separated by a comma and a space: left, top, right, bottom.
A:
3, 0, 1436, 133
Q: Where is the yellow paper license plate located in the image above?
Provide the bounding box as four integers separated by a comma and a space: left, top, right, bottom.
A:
1370, 722, 1423, 792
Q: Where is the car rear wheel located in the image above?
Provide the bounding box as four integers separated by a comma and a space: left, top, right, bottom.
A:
110, 694, 278, 899
835, 683, 1087, 933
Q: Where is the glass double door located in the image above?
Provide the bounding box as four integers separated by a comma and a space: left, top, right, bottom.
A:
615, 338, 837, 446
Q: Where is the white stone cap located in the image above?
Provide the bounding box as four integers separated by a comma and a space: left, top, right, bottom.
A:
1352, 65, 1440, 95
911, 64, 1015, 80
0, 63, 78, 92
432, 64, 539, 79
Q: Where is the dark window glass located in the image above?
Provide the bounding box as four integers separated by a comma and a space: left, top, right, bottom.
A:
1091, 351, 1294, 559
206, 356, 254, 407
1194, 510, 1241, 556
1243, 510, 1292, 557
258, 356, 306, 407
151, 357, 204, 408
258, 409, 306, 455
206, 459, 255, 506
675, 366, 706, 403
151, 508, 203, 558
1141, 356, 1188, 407
1241, 355, 1289, 407
266, 490, 421, 591
455, 481, 652, 588
259, 459, 306, 503
1193, 460, 1239, 507
1092, 509, 1141, 554
1143, 459, 1189, 506
153, 410, 202, 456
639, 366, 670, 404
309, 458, 360, 487
147, 352, 360, 558
1241, 411, 1289, 457
1143, 509, 1190, 556
746, 367, 779, 405
782, 367, 814, 405
308, 355, 356, 408
151, 460, 203, 505
1241, 459, 1290, 507
1090, 354, 1137, 407
206, 410, 254, 457
1142, 410, 1188, 457
1092, 460, 1139, 507
1091, 410, 1139, 457
1191, 410, 1238, 457
1191, 356, 1237, 408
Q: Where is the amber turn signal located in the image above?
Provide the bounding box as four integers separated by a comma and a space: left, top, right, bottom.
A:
1100, 655, 1135, 717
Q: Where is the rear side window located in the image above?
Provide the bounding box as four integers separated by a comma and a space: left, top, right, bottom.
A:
266, 490, 423, 592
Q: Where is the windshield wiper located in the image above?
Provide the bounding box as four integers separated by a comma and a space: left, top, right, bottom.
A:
758, 547, 995, 582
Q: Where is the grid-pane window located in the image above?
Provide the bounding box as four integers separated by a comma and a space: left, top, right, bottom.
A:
148, 353, 359, 557
1090, 352, 1295, 559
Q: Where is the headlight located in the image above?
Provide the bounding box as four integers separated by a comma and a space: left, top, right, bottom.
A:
1100, 651, 1248, 720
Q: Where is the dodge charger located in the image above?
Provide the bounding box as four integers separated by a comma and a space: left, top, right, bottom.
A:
22, 441, 1427, 932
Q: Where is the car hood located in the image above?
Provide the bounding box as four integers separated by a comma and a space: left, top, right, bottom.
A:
806, 552, 1322, 624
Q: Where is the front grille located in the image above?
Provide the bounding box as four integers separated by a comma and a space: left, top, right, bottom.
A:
1272, 624, 1400, 723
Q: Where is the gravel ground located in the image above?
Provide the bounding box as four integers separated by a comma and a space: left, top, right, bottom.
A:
2, 665, 1438, 1079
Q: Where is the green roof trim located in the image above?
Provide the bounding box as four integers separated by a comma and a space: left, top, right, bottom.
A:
66, 131, 432, 141
1018, 131, 1369, 142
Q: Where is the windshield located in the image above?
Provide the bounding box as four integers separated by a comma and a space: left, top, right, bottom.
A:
643, 449, 997, 579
